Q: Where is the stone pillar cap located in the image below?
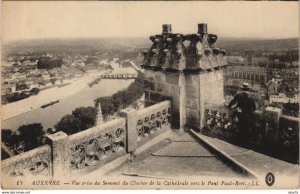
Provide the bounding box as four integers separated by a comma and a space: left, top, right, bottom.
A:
46, 131, 68, 140
198, 23, 208, 34
162, 24, 172, 34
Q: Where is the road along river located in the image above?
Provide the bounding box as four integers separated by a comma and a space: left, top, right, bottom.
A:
2, 79, 134, 131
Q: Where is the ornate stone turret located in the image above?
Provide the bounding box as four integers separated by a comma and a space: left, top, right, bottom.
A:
185, 23, 226, 70
142, 23, 227, 129
96, 103, 104, 126
144, 24, 186, 70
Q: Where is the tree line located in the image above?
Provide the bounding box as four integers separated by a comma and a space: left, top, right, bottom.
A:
2, 72, 144, 157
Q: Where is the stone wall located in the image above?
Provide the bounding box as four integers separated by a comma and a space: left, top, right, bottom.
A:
185, 69, 224, 128
144, 70, 183, 128
1, 99, 298, 178
68, 118, 126, 175
144, 69, 225, 130
203, 105, 299, 150
279, 115, 299, 148
120, 100, 171, 152
1, 145, 51, 177
1, 101, 172, 178
185, 73, 200, 127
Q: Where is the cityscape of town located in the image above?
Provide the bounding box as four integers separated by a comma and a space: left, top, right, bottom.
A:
1, 0, 299, 190
1, 36, 298, 162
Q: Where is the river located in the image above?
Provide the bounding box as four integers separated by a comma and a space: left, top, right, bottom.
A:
2, 79, 134, 131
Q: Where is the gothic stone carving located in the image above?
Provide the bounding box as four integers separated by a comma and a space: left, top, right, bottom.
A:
136, 107, 171, 141
145, 34, 186, 70
70, 127, 126, 170
143, 24, 227, 71
2, 145, 51, 177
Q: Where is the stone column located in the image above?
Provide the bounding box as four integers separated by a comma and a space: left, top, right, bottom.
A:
199, 73, 206, 129
120, 109, 138, 153
46, 131, 70, 178
179, 72, 186, 130
265, 107, 282, 144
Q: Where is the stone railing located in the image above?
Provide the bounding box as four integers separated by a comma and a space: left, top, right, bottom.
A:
1, 145, 51, 177
135, 101, 171, 141
120, 100, 172, 152
1, 100, 172, 177
278, 115, 299, 148
68, 118, 126, 175
203, 105, 299, 149
204, 107, 264, 133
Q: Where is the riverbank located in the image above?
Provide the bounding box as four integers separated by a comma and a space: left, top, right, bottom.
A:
2, 79, 134, 131
1, 70, 107, 121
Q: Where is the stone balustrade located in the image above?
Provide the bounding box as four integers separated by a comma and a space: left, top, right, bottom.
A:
203, 105, 299, 149
1, 145, 51, 177
68, 118, 126, 174
134, 101, 171, 141
1, 97, 297, 177
1, 100, 172, 177
120, 100, 172, 152
279, 115, 299, 148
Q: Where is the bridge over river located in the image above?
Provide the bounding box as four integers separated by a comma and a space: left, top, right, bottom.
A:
101, 73, 138, 79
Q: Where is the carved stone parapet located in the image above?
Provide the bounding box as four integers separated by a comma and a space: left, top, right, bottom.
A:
2, 145, 51, 178
135, 101, 171, 140
67, 118, 126, 174
143, 23, 227, 71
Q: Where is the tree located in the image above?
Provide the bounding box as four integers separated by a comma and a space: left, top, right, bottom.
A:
56, 71, 144, 135
17, 123, 45, 151
1, 129, 13, 147
50, 78, 57, 85
10, 133, 24, 154
94, 71, 144, 116
30, 88, 40, 95
37, 58, 63, 69
96, 97, 115, 116
55, 114, 80, 135
72, 106, 97, 131
55, 107, 97, 135
1, 129, 25, 154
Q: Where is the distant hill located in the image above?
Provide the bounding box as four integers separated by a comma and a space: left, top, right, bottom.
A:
217, 37, 298, 52
3, 37, 298, 57
2, 37, 151, 57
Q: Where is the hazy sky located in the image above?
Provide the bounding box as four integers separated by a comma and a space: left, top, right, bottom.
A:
2, 1, 299, 43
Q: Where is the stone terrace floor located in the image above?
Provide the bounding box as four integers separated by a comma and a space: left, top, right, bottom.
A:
85, 129, 299, 181
191, 131, 299, 178
100, 130, 245, 179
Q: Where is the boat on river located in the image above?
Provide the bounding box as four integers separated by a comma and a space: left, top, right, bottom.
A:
41, 100, 60, 108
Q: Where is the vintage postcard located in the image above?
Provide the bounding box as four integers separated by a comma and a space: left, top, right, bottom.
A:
1, 1, 299, 190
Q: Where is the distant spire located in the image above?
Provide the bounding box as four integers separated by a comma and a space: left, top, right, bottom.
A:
96, 103, 104, 126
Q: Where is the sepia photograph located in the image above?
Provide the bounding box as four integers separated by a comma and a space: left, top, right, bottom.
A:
1, 1, 299, 190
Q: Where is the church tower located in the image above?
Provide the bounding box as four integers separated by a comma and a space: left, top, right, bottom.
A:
142, 24, 227, 130
95, 102, 104, 126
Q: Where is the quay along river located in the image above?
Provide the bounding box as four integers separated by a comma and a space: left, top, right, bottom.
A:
2, 79, 134, 131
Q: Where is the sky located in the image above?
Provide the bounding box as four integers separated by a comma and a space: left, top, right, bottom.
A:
2, 1, 299, 43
